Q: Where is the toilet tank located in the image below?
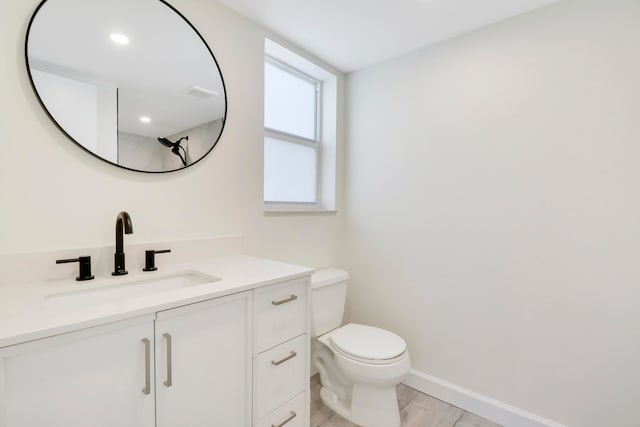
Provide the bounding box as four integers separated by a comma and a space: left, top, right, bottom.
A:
311, 268, 349, 337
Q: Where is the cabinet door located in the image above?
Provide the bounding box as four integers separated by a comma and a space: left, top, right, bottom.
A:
155, 291, 252, 427
0, 315, 155, 427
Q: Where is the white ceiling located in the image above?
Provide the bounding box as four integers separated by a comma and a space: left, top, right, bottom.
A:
217, 0, 560, 73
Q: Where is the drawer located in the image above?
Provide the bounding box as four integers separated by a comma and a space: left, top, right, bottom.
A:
254, 278, 308, 354
254, 334, 307, 420
255, 392, 306, 427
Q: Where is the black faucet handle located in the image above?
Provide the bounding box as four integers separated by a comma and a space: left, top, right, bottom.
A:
143, 249, 171, 272
56, 256, 95, 281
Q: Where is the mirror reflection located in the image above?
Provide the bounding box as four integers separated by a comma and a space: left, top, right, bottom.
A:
26, 0, 227, 173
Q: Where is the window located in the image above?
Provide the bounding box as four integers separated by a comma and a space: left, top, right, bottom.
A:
264, 58, 320, 204
264, 39, 337, 211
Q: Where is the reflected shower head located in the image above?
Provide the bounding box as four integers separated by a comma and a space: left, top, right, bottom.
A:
156, 136, 189, 166
157, 137, 174, 148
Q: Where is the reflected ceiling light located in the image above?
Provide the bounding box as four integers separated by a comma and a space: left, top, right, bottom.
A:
140, 116, 151, 123
110, 33, 129, 45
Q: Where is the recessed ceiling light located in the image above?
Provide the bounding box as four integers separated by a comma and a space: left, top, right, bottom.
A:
110, 33, 129, 45
140, 116, 151, 123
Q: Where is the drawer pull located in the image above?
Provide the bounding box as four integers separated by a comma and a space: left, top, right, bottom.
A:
271, 294, 298, 306
271, 411, 297, 427
271, 351, 297, 366
141, 338, 151, 395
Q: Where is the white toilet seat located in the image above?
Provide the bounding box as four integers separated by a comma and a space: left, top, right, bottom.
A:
324, 323, 407, 365
332, 345, 408, 365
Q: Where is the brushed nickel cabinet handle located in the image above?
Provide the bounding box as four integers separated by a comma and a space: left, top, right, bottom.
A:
271, 411, 297, 427
271, 351, 297, 366
163, 333, 172, 387
271, 294, 298, 306
142, 338, 151, 395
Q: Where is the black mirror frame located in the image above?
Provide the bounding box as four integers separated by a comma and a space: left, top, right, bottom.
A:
24, 0, 228, 174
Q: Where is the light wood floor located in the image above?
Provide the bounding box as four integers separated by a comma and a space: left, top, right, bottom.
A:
310, 374, 502, 427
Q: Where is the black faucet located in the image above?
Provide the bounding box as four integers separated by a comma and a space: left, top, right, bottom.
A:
113, 211, 133, 276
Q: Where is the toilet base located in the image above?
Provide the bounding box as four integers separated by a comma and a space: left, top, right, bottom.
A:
320, 384, 401, 427
319, 387, 351, 420
351, 383, 401, 427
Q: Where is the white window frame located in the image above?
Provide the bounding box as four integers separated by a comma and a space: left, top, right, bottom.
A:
264, 56, 322, 207
264, 38, 338, 213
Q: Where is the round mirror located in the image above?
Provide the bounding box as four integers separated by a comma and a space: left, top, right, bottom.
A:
25, 0, 227, 173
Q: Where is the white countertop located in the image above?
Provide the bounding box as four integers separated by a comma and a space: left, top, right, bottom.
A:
0, 255, 313, 348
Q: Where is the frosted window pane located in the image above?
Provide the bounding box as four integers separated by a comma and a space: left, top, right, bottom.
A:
265, 62, 316, 139
264, 137, 317, 203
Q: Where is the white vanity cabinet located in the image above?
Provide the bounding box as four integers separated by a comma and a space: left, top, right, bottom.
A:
0, 266, 311, 427
0, 315, 156, 427
0, 291, 252, 427
253, 277, 310, 427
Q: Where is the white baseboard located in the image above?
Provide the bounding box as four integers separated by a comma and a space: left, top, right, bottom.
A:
402, 369, 567, 427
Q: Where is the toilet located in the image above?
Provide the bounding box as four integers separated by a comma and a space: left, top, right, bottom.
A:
311, 268, 411, 427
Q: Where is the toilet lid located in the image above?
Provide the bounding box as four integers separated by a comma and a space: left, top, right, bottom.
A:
329, 324, 406, 361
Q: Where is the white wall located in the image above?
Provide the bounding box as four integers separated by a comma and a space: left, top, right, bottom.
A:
345, 1, 640, 426
0, 0, 344, 270
96, 82, 117, 163
30, 68, 99, 152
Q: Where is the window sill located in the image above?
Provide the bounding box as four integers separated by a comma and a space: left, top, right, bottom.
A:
264, 206, 337, 216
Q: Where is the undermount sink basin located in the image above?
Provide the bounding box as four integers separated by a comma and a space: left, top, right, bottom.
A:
46, 270, 220, 305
